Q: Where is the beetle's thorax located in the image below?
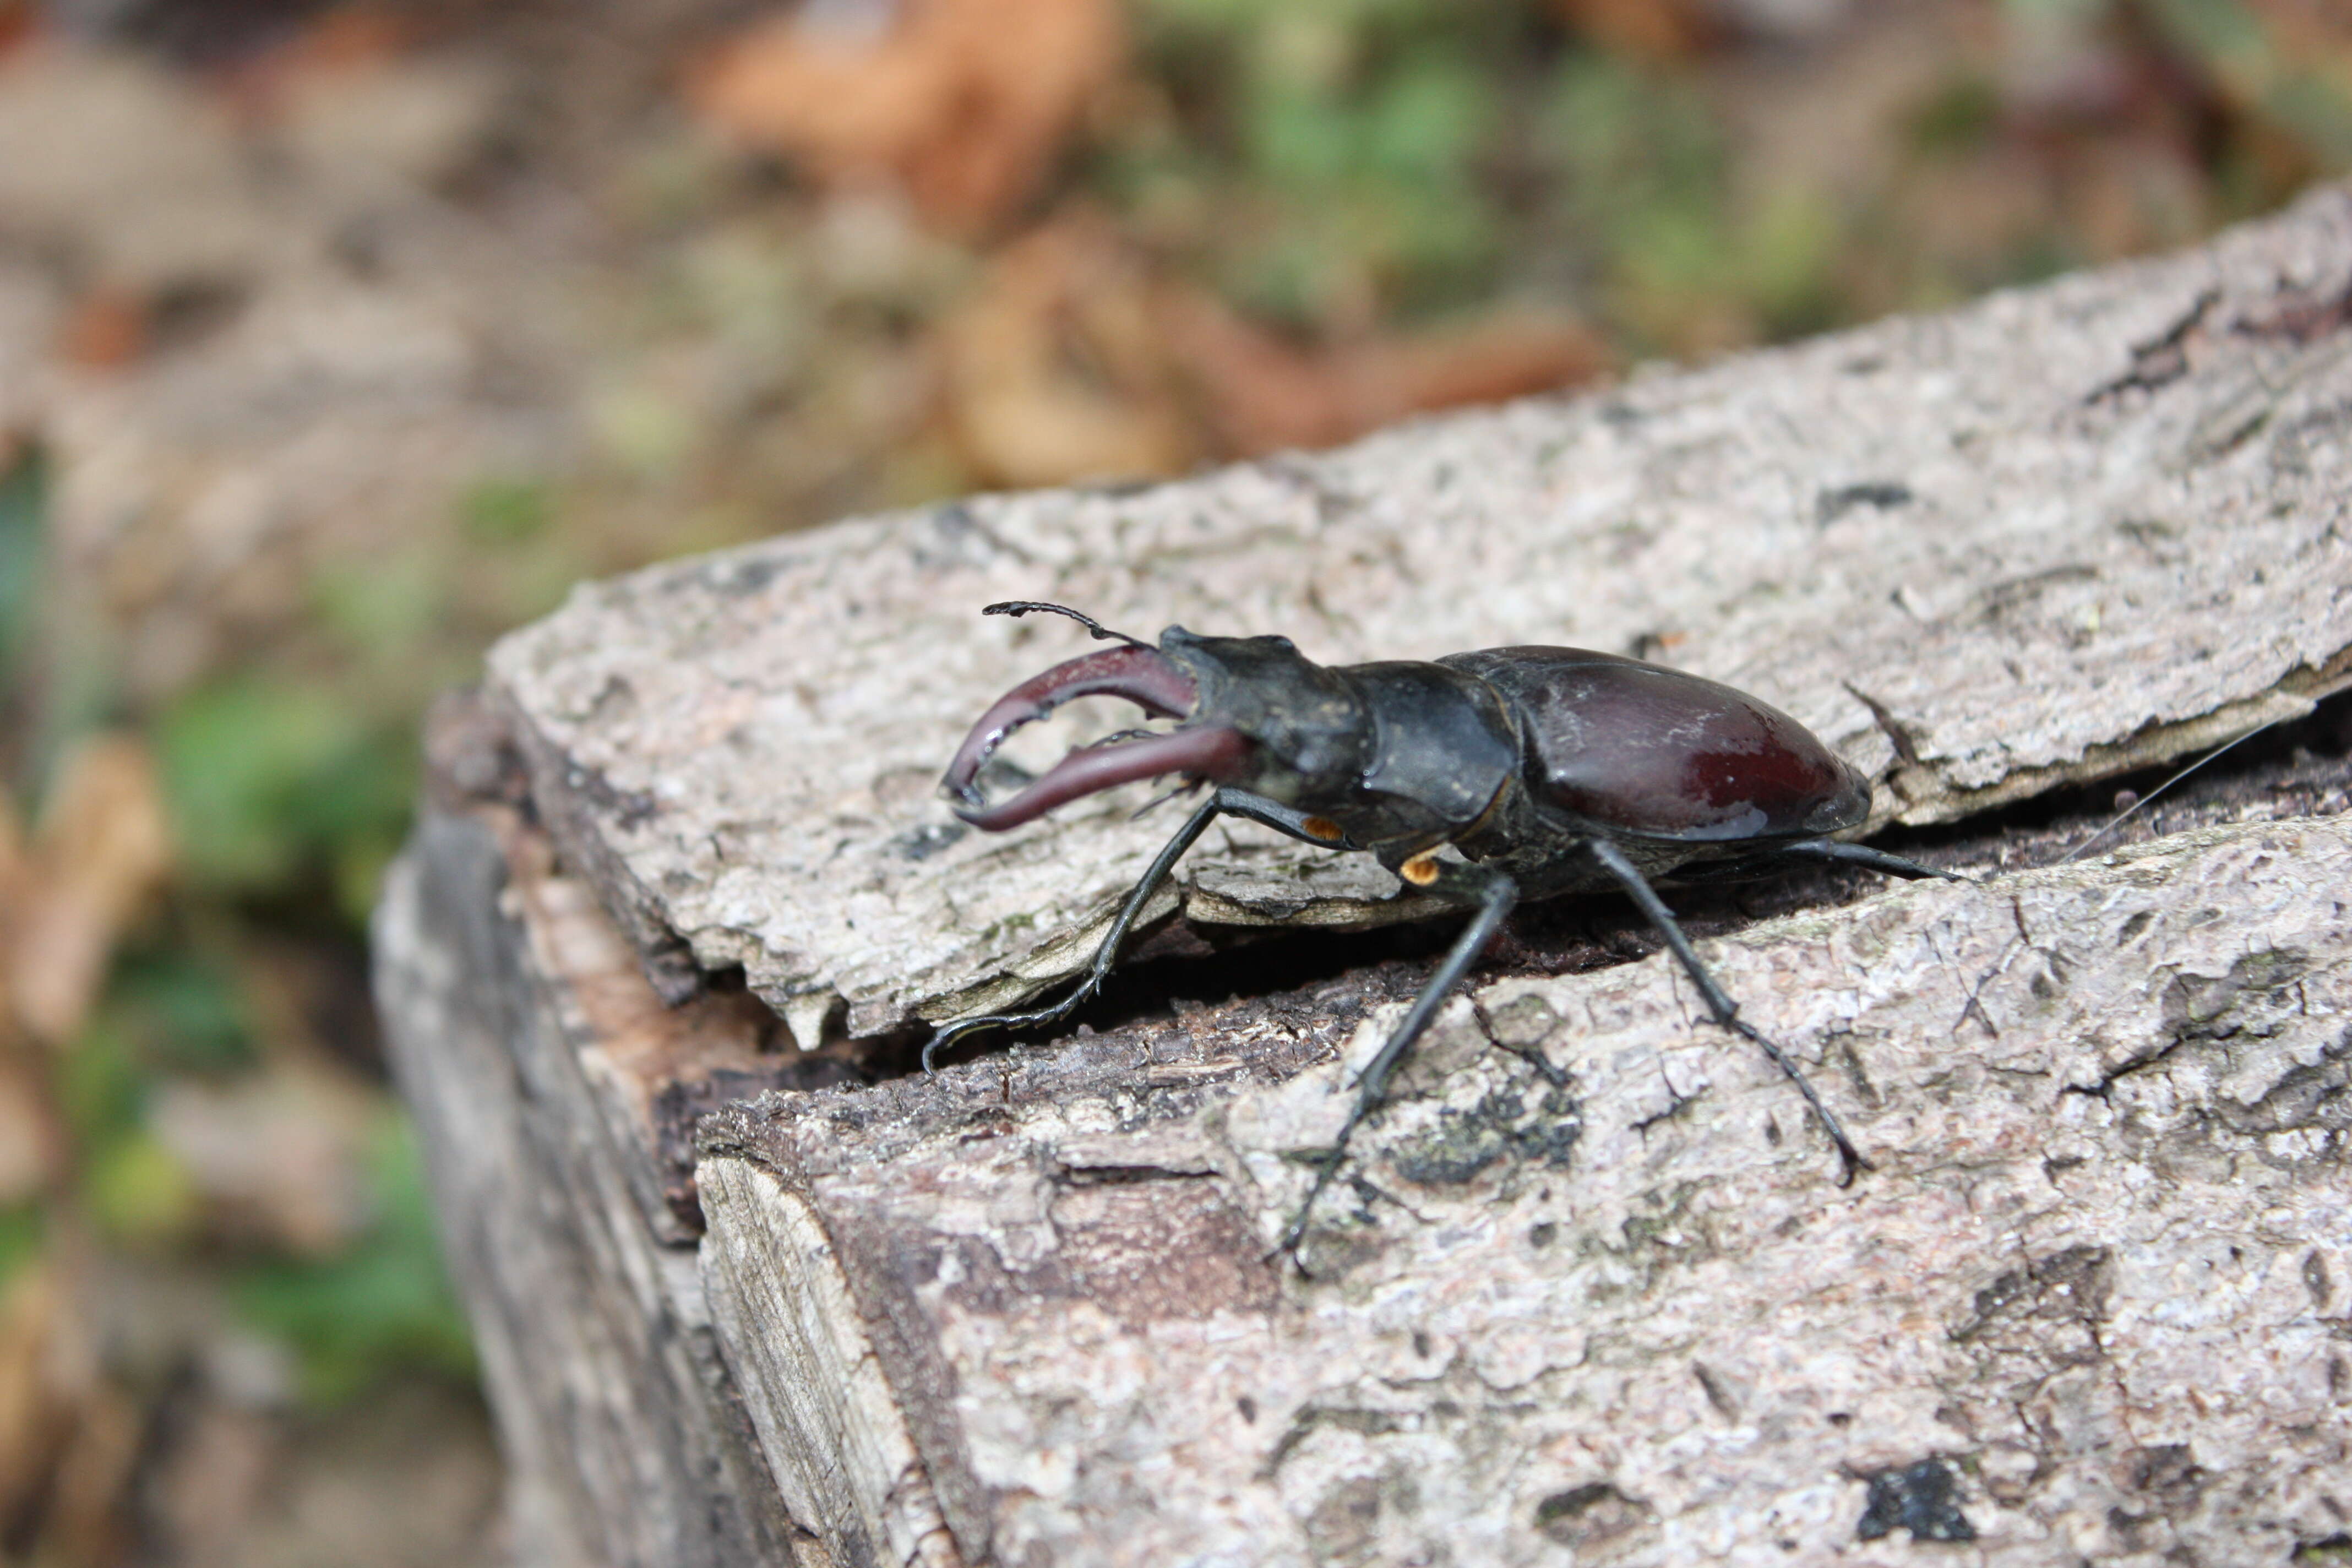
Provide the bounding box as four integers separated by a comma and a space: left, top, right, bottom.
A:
1331, 660, 1518, 844
1164, 631, 1518, 846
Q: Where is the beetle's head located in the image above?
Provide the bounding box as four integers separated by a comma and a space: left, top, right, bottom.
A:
940, 611, 1369, 831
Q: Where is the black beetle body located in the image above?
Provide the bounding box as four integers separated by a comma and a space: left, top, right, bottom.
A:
935, 602, 1960, 1256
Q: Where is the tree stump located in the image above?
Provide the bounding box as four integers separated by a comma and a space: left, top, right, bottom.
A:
373, 185, 2352, 1567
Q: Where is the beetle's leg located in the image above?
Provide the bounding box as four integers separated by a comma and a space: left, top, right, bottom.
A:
1774, 837, 1972, 884
923, 793, 1226, 1071
1652, 852, 1805, 885
1276, 859, 1516, 1261
1213, 792, 1364, 851
1583, 837, 1871, 1184
1669, 841, 1969, 885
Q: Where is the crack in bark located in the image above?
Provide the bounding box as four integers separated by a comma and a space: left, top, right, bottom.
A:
2235, 275, 2352, 345
2087, 286, 2220, 402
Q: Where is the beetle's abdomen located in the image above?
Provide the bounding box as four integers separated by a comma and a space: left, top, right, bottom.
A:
1441, 647, 1870, 842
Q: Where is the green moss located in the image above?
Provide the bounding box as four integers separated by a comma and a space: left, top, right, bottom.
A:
88, 1133, 201, 1250
229, 1115, 475, 1408
1907, 76, 2003, 157
108, 947, 254, 1077
0, 1205, 44, 1292
0, 445, 42, 687
156, 674, 414, 907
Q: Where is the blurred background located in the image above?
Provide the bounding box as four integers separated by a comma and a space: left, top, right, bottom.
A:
0, 0, 2345, 1561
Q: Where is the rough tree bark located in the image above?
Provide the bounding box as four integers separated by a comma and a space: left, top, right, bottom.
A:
374, 186, 2352, 1567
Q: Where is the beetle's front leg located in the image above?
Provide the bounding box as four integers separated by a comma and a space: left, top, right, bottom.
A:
1583, 837, 1870, 1183
1213, 792, 1364, 851
923, 793, 1228, 1070
1276, 856, 1516, 1262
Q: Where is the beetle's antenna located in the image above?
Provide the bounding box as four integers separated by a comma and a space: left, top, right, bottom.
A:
2057, 715, 2288, 864
984, 601, 1152, 648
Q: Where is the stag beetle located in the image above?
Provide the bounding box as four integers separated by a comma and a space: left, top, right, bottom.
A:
933, 601, 1963, 1253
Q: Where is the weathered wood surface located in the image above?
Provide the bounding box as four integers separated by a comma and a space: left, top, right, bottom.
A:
373, 790, 848, 1568
373, 187, 2352, 1568
484, 184, 2352, 1047
376, 763, 2352, 1566
699, 813, 2352, 1567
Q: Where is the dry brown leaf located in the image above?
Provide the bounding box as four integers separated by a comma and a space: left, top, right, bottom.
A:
223, 6, 505, 194
148, 1060, 375, 1257
941, 215, 1613, 485
1164, 291, 1613, 458
215, 2, 416, 112
8, 734, 173, 1047
0, 794, 20, 1058
0, 1262, 59, 1532
58, 283, 149, 369
0, 1259, 98, 1544
0, 785, 23, 897
1550, 0, 1719, 62
142, 1398, 276, 1568
32, 1382, 139, 1568
0, 3, 35, 62
2242, 0, 2352, 59
0, 43, 269, 295
0, 1256, 133, 1565
940, 217, 1194, 487
0, 1050, 58, 1204
689, 0, 1126, 235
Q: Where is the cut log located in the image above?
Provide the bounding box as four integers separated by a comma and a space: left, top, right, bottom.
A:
373, 804, 833, 1568
374, 185, 2352, 1567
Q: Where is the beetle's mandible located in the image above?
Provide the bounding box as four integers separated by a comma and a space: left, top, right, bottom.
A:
932, 601, 1963, 1256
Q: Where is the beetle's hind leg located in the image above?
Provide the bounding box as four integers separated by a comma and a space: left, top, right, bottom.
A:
1774, 837, 1971, 884
1668, 839, 1969, 886
1584, 837, 1871, 1184
1275, 859, 1516, 1262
